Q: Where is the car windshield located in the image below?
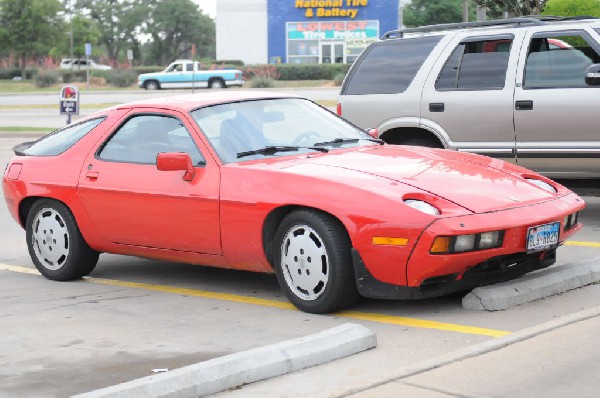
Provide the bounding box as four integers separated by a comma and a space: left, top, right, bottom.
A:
190, 98, 379, 163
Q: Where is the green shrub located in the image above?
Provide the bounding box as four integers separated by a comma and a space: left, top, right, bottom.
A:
0, 68, 36, 79
34, 69, 60, 88
249, 76, 275, 88
333, 72, 346, 86
272, 64, 351, 80
61, 70, 87, 83
133, 65, 163, 74
243, 64, 280, 81
216, 59, 244, 66
110, 70, 138, 87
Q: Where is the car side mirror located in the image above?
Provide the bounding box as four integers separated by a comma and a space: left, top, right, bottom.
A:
366, 128, 379, 139
156, 152, 195, 181
585, 64, 600, 86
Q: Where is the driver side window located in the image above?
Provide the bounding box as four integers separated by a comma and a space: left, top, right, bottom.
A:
98, 114, 205, 165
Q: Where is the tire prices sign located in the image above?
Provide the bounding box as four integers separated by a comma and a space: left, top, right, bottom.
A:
59, 85, 79, 115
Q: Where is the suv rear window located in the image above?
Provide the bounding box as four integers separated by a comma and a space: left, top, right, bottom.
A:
342, 35, 442, 95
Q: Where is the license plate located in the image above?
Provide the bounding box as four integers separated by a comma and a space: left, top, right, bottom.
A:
526, 222, 560, 253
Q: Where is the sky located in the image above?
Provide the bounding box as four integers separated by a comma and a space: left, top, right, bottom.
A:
195, 0, 216, 18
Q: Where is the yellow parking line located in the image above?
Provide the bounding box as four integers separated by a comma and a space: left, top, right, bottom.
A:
1, 263, 509, 337
566, 241, 600, 248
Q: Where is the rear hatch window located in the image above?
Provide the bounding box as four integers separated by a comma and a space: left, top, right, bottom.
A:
341, 35, 442, 95
14, 117, 105, 156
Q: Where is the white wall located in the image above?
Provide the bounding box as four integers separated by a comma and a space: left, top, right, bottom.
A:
216, 0, 268, 64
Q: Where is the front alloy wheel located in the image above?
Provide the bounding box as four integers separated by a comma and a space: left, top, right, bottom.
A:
274, 209, 358, 313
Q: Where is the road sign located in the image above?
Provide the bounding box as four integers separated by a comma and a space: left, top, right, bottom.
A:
85, 43, 92, 56
60, 85, 79, 124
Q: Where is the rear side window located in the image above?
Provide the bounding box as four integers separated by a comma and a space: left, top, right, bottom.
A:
19, 118, 105, 156
436, 37, 512, 90
342, 36, 442, 95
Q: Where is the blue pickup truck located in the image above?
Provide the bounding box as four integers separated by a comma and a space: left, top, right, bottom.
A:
137, 60, 244, 90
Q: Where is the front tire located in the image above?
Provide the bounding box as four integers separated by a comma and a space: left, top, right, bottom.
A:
26, 199, 99, 281
274, 210, 358, 314
144, 80, 160, 90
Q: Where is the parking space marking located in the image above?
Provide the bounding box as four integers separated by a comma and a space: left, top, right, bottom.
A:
1, 262, 510, 337
566, 241, 600, 248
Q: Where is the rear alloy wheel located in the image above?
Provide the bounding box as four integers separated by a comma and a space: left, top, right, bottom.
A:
26, 199, 99, 281
144, 80, 160, 90
274, 210, 358, 314
209, 79, 225, 89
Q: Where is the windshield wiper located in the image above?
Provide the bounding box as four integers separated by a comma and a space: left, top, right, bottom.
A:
314, 137, 384, 147
237, 145, 328, 159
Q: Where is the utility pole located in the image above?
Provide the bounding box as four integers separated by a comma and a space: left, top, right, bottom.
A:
462, 0, 469, 22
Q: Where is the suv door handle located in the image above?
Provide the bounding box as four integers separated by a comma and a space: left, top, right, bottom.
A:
515, 100, 533, 110
429, 103, 445, 112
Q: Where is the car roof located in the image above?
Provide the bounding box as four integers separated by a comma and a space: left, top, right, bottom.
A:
104, 91, 300, 114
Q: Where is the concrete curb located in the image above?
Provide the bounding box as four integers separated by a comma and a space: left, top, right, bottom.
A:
339, 305, 600, 397
72, 323, 376, 398
462, 256, 600, 311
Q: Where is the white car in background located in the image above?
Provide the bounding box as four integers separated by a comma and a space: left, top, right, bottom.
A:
60, 58, 112, 71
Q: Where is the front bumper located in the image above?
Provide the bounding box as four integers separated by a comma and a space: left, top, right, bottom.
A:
352, 248, 557, 300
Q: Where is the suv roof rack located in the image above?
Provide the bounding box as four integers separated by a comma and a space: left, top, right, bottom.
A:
381, 16, 595, 40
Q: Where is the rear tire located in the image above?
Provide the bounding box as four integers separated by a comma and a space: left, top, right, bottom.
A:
209, 78, 225, 89
274, 209, 358, 314
26, 199, 99, 281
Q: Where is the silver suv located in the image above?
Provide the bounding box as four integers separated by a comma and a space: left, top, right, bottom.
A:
338, 17, 600, 178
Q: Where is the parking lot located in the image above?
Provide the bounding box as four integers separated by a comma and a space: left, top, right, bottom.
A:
1, 127, 599, 397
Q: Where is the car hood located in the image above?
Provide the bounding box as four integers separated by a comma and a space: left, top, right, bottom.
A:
285, 145, 558, 213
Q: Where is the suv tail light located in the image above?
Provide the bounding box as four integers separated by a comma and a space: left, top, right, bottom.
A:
336, 103, 342, 116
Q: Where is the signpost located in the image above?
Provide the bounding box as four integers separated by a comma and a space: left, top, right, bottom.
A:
59, 85, 79, 125
85, 42, 92, 86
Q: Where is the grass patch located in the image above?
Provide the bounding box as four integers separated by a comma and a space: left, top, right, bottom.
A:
0, 78, 337, 93
316, 99, 337, 108
0, 126, 54, 132
271, 80, 335, 88
0, 79, 136, 93
0, 103, 119, 109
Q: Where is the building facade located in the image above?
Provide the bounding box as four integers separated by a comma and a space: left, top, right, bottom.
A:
216, 0, 400, 64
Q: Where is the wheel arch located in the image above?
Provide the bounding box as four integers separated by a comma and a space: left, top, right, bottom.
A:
208, 77, 226, 88
380, 126, 446, 147
262, 205, 351, 269
18, 196, 48, 228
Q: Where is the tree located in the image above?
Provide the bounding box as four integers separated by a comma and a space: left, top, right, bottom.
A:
0, 0, 65, 77
144, 0, 215, 65
404, 0, 468, 27
543, 0, 600, 17
75, 0, 150, 62
473, 0, 548, 16
49, 14, 102, 60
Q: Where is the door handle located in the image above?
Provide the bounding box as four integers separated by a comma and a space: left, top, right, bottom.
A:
86, 171, 99, 179
429, 103, 445, 112
515, 100, 533, 110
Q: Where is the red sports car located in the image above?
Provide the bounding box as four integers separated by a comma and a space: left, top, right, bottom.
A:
3, 92, 585, 313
